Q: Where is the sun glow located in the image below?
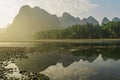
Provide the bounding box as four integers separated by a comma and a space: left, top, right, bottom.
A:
0, 0, 21, 28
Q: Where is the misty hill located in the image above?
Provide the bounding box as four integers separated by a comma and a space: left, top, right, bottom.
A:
112, 17, 120, 22
0, 5, 120, 40
81, 18, 88, 24
59, 12, 82, 28
1, 5, 61, 40
59, 14, 99, 28
102, 17, 110, 24
59, 14, 120, 27
102, 17, 120, 24
82, 16, 99, 25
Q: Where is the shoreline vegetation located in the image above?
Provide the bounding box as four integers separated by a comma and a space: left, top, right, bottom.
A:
35, 21, 120, 40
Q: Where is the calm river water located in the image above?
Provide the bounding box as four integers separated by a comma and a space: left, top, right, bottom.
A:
0, 41, 120, 80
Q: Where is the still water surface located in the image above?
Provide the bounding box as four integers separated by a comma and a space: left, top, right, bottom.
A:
0, 42, 120, 80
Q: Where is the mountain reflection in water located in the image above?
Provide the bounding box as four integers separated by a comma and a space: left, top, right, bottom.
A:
42, 54, 120, 80
0, 42, 120, 80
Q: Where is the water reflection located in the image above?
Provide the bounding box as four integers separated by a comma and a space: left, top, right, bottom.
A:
0, 42, 120, 79
42, 54, 120, 80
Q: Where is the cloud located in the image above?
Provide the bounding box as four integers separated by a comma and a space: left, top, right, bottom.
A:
20, 0, 98, 16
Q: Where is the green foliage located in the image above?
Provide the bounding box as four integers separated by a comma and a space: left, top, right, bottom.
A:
35, 21, 120, 39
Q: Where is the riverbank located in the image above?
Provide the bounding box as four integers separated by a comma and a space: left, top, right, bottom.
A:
0, 39, 120, 43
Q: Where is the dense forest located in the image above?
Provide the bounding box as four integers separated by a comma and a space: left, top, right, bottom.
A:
35, 21, 120, 39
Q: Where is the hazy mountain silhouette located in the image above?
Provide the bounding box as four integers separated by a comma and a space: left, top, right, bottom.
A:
59, 12, 82, 28
1, 5, 61, 40
59, 13, 99, 28
59, 14, 120, 27
102, 17, 110, 24
82, 16, 99, 25
0, 5, 119, 40
112, 17, 120, 22
82, 18, 88, 24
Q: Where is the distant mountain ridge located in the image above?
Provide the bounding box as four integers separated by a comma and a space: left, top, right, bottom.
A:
59, 12, 82, 28
102, 17, 110, 24
59, 12, 120, 27
0, 5, 61, 40
59, 12, 100, 28
0, 5, 120, 40
10, 5, 61, 31
82, 16, 99, 25
112, 17, 120, 22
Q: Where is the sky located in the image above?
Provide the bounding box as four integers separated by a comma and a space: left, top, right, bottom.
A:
0, 0, 119, 28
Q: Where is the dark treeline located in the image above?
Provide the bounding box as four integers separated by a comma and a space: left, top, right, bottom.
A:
35, 21, 120, 39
